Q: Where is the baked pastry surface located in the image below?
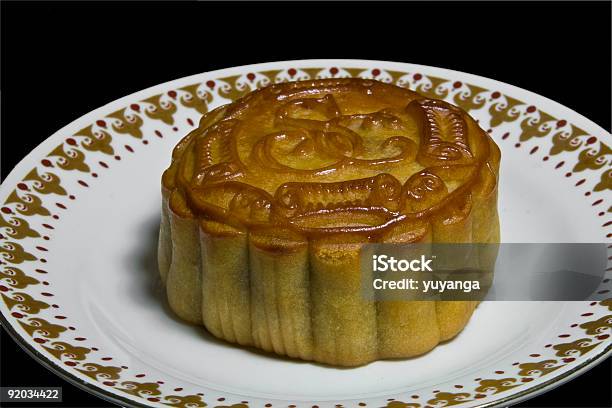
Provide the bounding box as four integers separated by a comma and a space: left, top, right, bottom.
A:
158, 78, 500, 366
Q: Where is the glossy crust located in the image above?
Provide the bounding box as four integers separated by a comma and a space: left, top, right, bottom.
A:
158, 78, 501, 366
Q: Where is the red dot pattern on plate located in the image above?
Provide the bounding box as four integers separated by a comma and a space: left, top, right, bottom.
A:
2, 69, 608, 408
562, 357, 576, 363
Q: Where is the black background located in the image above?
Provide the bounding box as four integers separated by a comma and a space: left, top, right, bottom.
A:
1, 1, 610, 407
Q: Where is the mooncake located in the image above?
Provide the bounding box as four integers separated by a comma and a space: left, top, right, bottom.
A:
158, 78, 500, 366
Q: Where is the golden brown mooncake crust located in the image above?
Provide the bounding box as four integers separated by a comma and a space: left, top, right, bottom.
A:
158, 78, 501, 366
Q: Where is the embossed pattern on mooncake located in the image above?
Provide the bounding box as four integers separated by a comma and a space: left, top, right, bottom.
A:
162, 78, 499, 235
158, 78, 501, 366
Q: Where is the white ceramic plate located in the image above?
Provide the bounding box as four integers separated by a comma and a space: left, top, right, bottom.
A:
0, 60, 610, 408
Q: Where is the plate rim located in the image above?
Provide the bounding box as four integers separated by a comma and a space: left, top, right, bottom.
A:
0, 58, 610, 408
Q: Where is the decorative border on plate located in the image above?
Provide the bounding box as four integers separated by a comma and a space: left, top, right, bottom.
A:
0, 65, 610, 408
